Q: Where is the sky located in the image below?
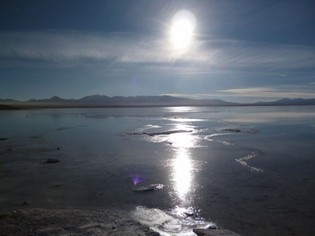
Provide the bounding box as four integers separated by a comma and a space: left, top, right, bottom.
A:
0, 0, 315, 102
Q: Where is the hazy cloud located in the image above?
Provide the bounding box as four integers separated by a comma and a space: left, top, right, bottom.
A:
164, 83, 315, 101
199, 39, 315, 71
0, 31, 204, 65
1, 31, 315, 72
218, 87, 315, 99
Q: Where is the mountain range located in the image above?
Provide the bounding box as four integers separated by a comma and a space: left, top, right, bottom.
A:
1, 95, 315, 109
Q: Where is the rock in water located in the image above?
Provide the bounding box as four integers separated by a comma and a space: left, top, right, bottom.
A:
44, 158, 60, 164
222, 129, 241, 133
133, 184, 164, 192
193, 229, 241, 236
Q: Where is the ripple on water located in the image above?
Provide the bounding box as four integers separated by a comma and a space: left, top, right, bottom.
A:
235, 152, 263, 173
204, 133, 234, 146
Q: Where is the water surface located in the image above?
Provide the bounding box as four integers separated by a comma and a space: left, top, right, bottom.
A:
0, 106, 315, 235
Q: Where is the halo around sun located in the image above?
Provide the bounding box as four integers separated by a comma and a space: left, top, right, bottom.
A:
169, 10, 196, 52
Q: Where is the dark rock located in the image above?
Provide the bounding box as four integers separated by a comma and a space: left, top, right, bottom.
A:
43, 158, 60, 164
22, 201, 29, 206
193, 229, 240, 236
222, 129, 241, 133
6, 148, 12, 151
127, 132, 142, 136
146, 232, 160, 236
207, 225, 218, 230
56, 147, 61, 150
0, 138, 8, 141
128, 130, 192, 137
144, 130, 192, 136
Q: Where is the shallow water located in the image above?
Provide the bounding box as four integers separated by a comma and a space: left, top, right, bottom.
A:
0, 106, 315, 235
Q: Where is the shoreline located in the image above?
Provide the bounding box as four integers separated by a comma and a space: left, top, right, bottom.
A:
0, 207, 242, 236
0, 207, 159, 236
2, 102, 315, 111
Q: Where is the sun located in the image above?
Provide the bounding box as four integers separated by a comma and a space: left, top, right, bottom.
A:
169, 10, 196, 52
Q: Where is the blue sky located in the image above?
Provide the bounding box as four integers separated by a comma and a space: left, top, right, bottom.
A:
0, 0, 315, 102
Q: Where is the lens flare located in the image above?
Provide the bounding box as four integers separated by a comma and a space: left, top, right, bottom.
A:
132, 175, 141, 185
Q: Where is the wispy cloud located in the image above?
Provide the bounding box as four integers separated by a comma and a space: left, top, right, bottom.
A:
165, 83, 315, 101
197, 39, 315, 71
218, 86, 315, 99
0, 31, 204, 65
1, 30, 315, 72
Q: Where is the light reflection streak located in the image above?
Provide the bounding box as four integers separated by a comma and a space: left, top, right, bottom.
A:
165, 106, 195, 112
169, 133, 195, 148
173, 147, 192, 201
170, 123, 196, 205
132, 110, 217, 233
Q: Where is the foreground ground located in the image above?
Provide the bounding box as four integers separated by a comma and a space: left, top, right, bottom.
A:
0, 208, 159, 236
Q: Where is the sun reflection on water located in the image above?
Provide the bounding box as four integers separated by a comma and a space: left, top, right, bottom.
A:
169, 133, 195, 148
173, 147, 192, 201
170, 123, 197, 206
132, 120, 217, 234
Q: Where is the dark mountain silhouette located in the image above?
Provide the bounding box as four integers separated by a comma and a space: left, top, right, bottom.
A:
1, 95, 315, 109
22, 95, 236, 106
27, 96, 74, 103
0, 98, 18, 103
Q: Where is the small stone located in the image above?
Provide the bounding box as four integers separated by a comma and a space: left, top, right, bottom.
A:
184, 212, 195, 217
22, 201, 29, 205
222, 128, 241, 133
43, 158, 60, 164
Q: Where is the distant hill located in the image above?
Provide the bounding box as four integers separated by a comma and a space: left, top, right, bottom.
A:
255, 98, 315, 106
18, 95, 237, 107
0, 98, 18, 103
27, 96, 74, 103
1, 95, 315, 108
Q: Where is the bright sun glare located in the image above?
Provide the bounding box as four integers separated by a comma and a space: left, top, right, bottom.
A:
170, 10, 196, 52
